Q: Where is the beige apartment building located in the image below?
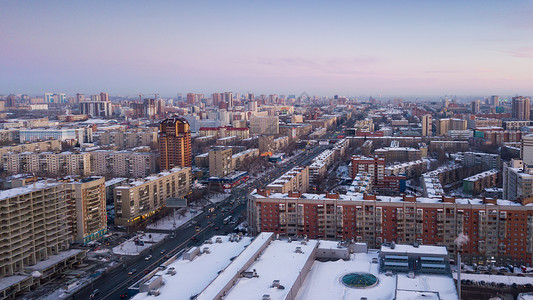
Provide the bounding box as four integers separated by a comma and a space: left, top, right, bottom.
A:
258, 135, 289, 153
436, 118, 467, 136
250, 116, 279, 135
68, 177, 107, 244
209, 147, 234, 177
94, 130, 158, 149
265, 166, 309, 194
1, 151, 91, 176
0, 140, 62, 158
0, 182, 73, 276
89, 150, 156, 178
232, 148, 260, 169
114, 167, 191, 228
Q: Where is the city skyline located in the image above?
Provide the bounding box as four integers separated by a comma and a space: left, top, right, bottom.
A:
1, 1, 533, 96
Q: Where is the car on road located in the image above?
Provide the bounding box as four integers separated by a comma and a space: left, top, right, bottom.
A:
145, 255, 152, 261
190, 236, 198, 241
128, 269, 137, 275
160, 249, 166, 254
90, 289, 99, 298
120, 293, 129, 299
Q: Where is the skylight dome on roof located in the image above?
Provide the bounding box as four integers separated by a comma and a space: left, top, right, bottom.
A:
341, 273, 378, 288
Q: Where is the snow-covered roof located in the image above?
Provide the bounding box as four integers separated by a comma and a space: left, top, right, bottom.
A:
0, 181, 64, 201
132, 235, 253, 300
196, 232, 274, 300
463, 169, 499, 182
295, 250, 457, 300
252, 191, 522, 207
223, 239, 319, 300
25, 249, 84, 271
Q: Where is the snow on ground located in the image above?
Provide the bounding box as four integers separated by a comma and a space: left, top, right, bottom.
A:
132, 235, 253, 300
147, 209, 202, 231
454, 273, 533, 285
209, 193, 229, 204
112, 233, 168, 256
336, 165, 350, 179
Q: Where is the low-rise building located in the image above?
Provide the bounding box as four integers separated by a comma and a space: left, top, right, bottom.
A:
462, 169, 500, 195
385, 159, 429, 179
265, 166, 309, 194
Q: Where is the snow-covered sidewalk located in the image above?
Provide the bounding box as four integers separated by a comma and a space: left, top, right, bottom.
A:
209, 193, 229, 204
112, 233, 168, 256
147, 209, 203, 231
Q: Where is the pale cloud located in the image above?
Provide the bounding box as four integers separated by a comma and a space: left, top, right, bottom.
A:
243, 56, 379, 75
505, 47, 533, 58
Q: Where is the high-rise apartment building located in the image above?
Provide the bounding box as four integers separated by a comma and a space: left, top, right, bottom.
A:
471, 100, 480, 114
491, 95, 499, 107
212, 93, 222, 106
421, 114, 432, 136
512, 96, 531, 120
99, 92, 109, 102
209, 147, 234, 177
76, 93, 85, 104
5, 94, 16, 107
80, 93, 112, 117
68, 177, 107, 244
224, 92, 233, 108
44, 93, 66, 104
0, 182, 71, 276
436, 118, 467, 136
503, 159, 533, 201
522, 134, 533, 166
159, 117, 192, 170
250, 116, 279, 135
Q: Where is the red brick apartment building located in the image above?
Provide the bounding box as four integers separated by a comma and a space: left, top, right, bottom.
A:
351, 155, 406, 194
249, 190, 533, 266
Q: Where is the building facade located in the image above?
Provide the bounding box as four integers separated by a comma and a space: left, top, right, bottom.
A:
114, 167, 191, 228
249, 191, 533, 266
68, 177, 107, 244
209, 147, 234, 177
159, 117, 192, 170
0, 182, 71, 277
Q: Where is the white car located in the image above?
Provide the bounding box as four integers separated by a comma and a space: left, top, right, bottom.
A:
145, 255, 152, 261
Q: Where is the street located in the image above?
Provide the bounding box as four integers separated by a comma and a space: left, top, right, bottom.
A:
74, 140, 330, 299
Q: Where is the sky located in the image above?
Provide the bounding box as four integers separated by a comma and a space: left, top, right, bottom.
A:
1, 0, 532, 97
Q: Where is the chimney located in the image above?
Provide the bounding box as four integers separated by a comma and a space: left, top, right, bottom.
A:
442, 196, 455, 203
257, 189, 271, 197
288, 191, 302, 198
326, 192, 340, 199
363, 193, 376, 200
483, 197, 497, 205
403, 195, 416, 202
